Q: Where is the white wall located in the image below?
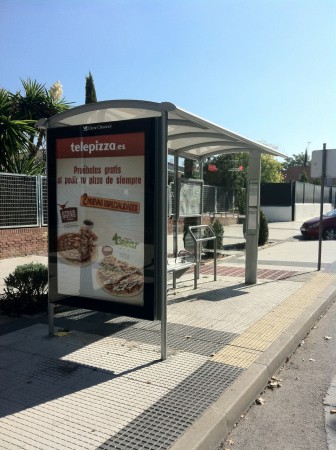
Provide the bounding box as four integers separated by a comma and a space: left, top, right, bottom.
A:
261, 206, 292, 223
294, 203, 333, 221
262, 203, 333, 223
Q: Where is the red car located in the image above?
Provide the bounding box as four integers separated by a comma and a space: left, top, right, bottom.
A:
300, 209, 336, 240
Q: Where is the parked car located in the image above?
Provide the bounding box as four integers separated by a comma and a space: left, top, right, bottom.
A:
300, 209, 336, 240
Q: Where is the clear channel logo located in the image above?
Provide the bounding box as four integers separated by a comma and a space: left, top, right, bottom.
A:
82, 124, 113, 132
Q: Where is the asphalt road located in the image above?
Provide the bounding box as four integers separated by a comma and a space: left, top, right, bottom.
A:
218, 298, 336, 450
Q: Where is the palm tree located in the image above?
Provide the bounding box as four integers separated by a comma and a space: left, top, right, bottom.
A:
0, 88, 40, 173
0, 79, 71, 174
11, 79, 71, 159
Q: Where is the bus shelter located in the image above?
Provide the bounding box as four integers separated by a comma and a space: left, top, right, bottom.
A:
38, 100, 284, 359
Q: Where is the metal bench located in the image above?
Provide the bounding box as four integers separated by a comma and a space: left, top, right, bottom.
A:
167, 250, 196, 289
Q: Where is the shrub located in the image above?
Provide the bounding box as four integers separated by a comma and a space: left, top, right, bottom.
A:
243, 209, 269, 246
205, 219, 224, 250
235, 187, 246, 215
0, 263, 48, 316
258, 209, 269, 246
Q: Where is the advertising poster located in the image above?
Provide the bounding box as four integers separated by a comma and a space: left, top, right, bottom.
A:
47, 119, 157, 319
178, 179, 203, 217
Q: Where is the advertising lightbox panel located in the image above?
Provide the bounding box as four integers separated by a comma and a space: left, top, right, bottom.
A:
177, 178, 203, 217
47, 118, 159, 320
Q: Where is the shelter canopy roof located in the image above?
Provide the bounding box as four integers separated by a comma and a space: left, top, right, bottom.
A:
38, 100, 284, 160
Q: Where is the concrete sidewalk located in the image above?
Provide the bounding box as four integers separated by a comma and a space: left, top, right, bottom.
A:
0, 222, 336, 450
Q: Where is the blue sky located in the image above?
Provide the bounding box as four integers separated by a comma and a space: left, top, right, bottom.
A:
1, 0, 335, 158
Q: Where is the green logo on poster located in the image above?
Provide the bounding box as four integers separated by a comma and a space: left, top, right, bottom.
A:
112, 233, 139, 249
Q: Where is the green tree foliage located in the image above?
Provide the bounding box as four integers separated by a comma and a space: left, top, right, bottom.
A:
203, 153, 248, 189
283, 151, 311, 170
299, 170, 309, 182
184, 159, 192, 177
303, 148, 308, 167
203, 153, 283, 214
203, 153, 283, 187
260, 154, 284, 183
85, 71, 97, 104
0, 88, 36, 173
0, 79, 70, 174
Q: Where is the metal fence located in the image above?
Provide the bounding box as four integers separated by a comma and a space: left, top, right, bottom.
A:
294, 181, 333, 204
0, 173, 47, 228
202, 185, 236, 213
2, 173, 334, 229
261, 181, 336, 207
168, 183, 236, 216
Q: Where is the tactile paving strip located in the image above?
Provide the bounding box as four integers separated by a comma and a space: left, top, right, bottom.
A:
212, 346, 261, 368
211, 271, 336, 368
98, 360, 244, 450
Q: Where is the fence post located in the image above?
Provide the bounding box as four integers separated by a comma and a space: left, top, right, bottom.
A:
291, 181, 295, 221
215, 187, 217, 214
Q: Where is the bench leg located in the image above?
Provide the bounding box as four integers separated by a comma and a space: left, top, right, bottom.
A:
173, 272, 177, 289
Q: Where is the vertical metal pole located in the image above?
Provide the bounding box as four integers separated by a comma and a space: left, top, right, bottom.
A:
195, 239, 200, 279
214, 238, 217, 281
37, 175, 42, 227
215, 187, 217, 214
159, 112, 168, 360
318, 143, 327, 271
173, 154, 179, 258
48, 302, 55, 336
199, 160, 204, 217
245, 150, 261, 284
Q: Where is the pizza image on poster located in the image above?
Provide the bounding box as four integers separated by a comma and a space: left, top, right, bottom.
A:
96, 255, 143, 297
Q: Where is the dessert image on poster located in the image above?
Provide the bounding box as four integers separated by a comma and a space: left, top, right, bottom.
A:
57, 221, 98, 266
55, 130, 145, 306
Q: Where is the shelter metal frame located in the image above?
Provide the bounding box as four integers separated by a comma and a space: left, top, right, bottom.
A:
37, 99, 285, 284
38, 100, 285, 359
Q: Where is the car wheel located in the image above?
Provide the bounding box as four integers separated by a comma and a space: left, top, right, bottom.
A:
323, 228, 336, 240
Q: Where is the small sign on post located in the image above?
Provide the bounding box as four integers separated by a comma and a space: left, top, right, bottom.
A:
311, 148, 336, 178
311, 145, 336, 271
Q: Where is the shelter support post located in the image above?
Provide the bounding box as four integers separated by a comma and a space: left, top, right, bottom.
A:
159, 112, 168, 360
245, 150, 261, 284
173, 154, 179, 257
48, 302, 55, 336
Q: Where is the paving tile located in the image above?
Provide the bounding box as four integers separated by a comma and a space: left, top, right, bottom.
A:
0, 397, 27, 418
0, 375, 65, 408
16, 323, 49, 337
0, 346, 35, 369
212, 346, 261, 368
97, 360, 243, 450
228, 334, 271, 352
0, 245, 335, 450
0, 368, 31, 393
0, 330, 30, 347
